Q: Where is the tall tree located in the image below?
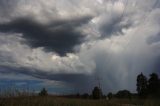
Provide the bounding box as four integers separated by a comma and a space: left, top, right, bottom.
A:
92, 86, 102, 99
136, 73, 148, 97
107, 92, 113, 100
148, 73, 160, 97
38, 88, 48, 96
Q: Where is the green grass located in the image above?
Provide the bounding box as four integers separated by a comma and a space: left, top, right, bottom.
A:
0, 96, 159, 106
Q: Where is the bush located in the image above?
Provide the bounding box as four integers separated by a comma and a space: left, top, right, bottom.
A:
107, 92, 113, 100
116, 90, 131, 99
82, 93, 89, 99
38, 88, 48, 96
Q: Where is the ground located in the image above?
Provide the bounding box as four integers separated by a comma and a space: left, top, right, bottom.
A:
0, 96, 159, 106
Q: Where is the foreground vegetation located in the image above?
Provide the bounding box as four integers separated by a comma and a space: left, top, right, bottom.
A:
0, 72, 159, 106
0, 96, 160, 106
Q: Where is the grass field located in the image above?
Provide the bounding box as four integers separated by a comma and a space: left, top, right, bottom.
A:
0, 96, 159, 106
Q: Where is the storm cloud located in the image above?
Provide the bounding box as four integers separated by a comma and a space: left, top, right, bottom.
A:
0, 17, 92, 55
0, 0, 160, 93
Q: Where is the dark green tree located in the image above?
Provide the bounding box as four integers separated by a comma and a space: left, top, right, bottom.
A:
115, 90, 131, 99
38, 88, 48, 96
148, 73, 160, 97
107, 92, 113, 100
136, 73, 148, 97
82, 93, 89, 99
159, 79, 160, 96
92, 86, 102, 99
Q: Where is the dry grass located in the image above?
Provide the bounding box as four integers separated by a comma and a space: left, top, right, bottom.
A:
0, 96, 159, 106
0, 96, 110, 106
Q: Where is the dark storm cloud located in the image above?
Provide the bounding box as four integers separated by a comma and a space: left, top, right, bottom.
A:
0, 66, 95, 93
0, 0, 16, 15
153, 56, 160, 75
154, 0, 160, 9
100, 18, 121, 38
0, 65, 89, 83
147, 32, 160, 44
99, 15, 133, 38
41, 73, 95, 93
0, 16, 91, 55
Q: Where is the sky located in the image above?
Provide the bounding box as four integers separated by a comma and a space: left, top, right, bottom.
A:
0, 0, 160, 94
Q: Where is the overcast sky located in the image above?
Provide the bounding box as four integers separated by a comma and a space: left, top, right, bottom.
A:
0, 0, 160, 94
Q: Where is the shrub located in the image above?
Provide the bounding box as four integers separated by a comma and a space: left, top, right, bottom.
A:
38, 88, 48, 96
116, 90, 131, 99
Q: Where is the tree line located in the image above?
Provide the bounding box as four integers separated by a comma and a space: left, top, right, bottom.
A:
39, 72, 160, 99
137, 72, 160, 98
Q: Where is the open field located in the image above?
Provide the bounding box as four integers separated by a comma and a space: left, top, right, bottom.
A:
0, 96, 159, 106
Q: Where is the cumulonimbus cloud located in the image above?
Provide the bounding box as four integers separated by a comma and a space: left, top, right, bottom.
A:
0, 0, 160, 93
